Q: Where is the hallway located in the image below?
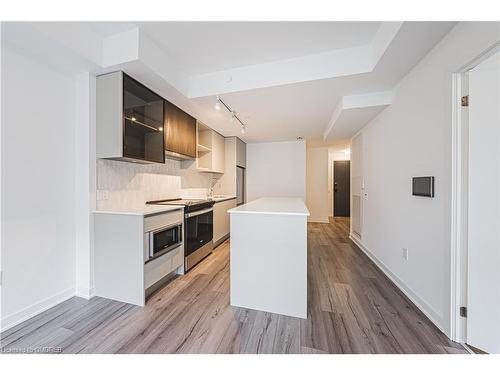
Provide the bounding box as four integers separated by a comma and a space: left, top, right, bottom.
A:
1, 218, 466, 354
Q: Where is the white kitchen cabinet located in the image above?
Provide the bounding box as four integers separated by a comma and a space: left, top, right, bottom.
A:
196, 121, 225, 174
213, 198, 237, 246
211, 131, 225, 173
236, 137, 246, 168
94, 208, 184, 306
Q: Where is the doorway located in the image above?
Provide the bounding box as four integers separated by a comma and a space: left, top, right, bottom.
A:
333, 160, 350, 217
451, 44, 500, 353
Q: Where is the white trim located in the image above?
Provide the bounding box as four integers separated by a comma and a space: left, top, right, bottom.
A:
450, 71, 466, 342
462, 344, 476, 354
308, 217, 330, 223
75, 286, 96, 300
0, 287, 75, 333
350, 234, 444, 332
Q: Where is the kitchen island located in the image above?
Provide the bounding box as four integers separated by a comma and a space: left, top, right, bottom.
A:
228, 197, 310, 319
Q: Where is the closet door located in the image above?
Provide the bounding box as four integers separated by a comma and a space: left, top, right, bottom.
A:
467, 52, 500, 354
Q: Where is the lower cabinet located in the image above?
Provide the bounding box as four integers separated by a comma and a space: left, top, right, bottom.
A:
213, 198, 237, 246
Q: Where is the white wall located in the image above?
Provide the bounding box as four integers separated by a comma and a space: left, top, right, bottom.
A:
1, 47, 77, 330
306, 147, 329, 223
352, 22, 500, 335
246, 140, 306, 202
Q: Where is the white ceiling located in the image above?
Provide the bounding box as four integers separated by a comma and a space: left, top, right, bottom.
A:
3, 21, 457, 146
138, 22, 382, 75
186, 22, 456, 143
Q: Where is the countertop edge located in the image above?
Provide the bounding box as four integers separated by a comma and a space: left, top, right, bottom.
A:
213, 196, 237, 203
93, 206, 183, 217
228, 210, 310, 216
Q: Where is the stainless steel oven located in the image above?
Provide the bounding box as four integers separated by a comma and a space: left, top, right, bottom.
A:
145, 198, 215, 271
184, 205, 214, 271
146, 222, 182, 262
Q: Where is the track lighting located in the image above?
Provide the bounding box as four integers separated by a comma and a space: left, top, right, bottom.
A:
215, 95, 246, 135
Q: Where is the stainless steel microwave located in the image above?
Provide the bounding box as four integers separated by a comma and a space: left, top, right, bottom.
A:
146, 222, 182, 262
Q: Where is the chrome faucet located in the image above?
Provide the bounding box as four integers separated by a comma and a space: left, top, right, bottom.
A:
208, 176, 216, 199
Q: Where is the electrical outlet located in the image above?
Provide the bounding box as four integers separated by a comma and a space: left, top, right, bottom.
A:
97, 190, 109, 201
403, 248, 409, 260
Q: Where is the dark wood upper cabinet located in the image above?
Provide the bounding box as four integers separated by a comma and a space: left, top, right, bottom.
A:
164, 100, 197, 159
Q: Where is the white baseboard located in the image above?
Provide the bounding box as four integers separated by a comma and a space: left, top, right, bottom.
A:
349, 233, 445, 333
75, 285, 96, 299
308, 217, 330, 223
0, 287, 75, 333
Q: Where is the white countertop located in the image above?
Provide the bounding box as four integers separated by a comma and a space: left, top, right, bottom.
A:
228, 197, 310, 216
93, 204, 182, 217
212, 195, 237, 203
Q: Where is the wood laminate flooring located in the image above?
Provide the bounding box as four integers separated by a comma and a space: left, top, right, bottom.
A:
0, 217, 467, 354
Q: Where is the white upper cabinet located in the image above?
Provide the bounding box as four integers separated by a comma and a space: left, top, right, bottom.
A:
236, 137, 246, 168
211, 131, 225, 173
196, 121, 225, 174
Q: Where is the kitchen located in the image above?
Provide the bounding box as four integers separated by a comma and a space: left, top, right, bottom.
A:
92, 71, 307, 316
2, 20, 481, 358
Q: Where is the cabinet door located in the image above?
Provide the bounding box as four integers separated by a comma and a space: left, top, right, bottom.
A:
213, 199, 236, 243
164, 100, 197, 158
213, 202, 224, 244
122, 74, 165, 163
211, 132, 225, 173
236, 138, 246, 168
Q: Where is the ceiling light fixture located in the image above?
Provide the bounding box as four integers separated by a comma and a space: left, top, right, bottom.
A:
215, 96, 246, 135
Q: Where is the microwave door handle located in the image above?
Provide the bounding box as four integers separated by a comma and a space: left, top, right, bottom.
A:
149, 233, 154, 259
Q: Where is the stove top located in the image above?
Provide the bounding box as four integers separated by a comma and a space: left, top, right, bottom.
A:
146, 198, 214, 212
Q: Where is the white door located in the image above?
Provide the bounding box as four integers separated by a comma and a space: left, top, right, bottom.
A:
467, 51, 500, 353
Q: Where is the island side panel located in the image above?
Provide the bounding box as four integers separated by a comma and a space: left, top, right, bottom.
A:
230, 212, 307, 319
94, 213, 145, 306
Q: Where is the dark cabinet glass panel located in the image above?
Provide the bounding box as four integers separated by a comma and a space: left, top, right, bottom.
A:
152, 224, 182, 258
123, 74, 165, 163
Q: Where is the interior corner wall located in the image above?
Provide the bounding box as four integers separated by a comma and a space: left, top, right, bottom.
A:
353, 21, 500, 336
1, 47, 77, 331
306, 147, 329, 223
75, 72, 97, 299
246, 140, 306, 202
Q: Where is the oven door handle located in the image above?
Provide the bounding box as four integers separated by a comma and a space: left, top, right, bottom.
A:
185, 207, 213, 218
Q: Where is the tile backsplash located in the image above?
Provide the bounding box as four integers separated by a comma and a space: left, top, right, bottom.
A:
96, 158, 218, 210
